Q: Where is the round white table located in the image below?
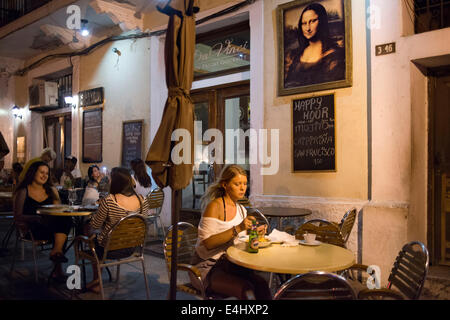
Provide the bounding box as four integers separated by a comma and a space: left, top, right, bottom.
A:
226, 242, 355, 274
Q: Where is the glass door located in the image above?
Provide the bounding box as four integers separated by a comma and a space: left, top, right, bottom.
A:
44, 113, 71, 184
180, 83, 250, 215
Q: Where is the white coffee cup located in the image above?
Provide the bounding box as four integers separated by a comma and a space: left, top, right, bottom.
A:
303, 233, 316, 244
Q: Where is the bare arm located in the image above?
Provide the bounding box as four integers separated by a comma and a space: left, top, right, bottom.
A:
13, 188, 41, 225
51, 187, 61, 204
90, 197, 108, 230
202, 201, 254, 251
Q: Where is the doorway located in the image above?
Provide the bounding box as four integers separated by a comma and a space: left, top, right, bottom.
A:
44, 113, 72, 184
429, 74, 450, 266
180, 81, 250, 218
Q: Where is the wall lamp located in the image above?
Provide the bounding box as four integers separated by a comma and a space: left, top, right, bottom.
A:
65, 96, 77, 108
80, 19, 89, 37
12, 105, 22, 119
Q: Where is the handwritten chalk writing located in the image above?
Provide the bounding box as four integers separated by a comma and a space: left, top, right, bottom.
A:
293, 97, 323, 111
294, 133, 333, 146
293, 94, 335, 171
294, 120, 334, 133
121, 121, 143, 167
295, 147, 335, 158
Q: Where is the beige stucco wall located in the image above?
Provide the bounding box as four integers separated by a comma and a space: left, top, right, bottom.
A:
362, 206, 408, 285
371, 0, 450, 259
78, 37, 151, 177
262, 0, 368, 200
0, 57, 24, 167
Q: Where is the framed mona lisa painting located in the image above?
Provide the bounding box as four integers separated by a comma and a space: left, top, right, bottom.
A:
277, 0, 352, 96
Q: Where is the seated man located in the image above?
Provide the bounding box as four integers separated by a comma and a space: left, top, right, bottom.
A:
60, 156, 82, 188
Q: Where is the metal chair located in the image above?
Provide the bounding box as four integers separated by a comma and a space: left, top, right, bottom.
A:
246, 207, 271, 233
274, 271, 357, 300
237, 197, 252, 208
9, 221, 49, 283
192, 170, 207, 209
295, 219, 346, 248
336, 208, 357, 244
163, 222, 207, 299
146, 188, 165, 240
347, 241, 429, 300
74, 214, 150, 300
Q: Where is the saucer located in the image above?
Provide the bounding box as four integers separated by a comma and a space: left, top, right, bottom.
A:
299, 240, 322, 246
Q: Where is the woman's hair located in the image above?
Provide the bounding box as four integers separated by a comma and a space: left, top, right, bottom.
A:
200, 164, 247, 211
87, 165, 100, 182
297, 2, 333, 57
41, 147, 56, 160
130, 158, 151, 188
14, 161, 55, 200
109, 167, 138, 197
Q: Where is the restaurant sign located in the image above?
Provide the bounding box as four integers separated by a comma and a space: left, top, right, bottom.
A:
194, 22, 250, 80
79, 87, 104, 107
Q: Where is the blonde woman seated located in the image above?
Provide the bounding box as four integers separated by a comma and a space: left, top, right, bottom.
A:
84, 167, 150, 293
191, 164, 271, 300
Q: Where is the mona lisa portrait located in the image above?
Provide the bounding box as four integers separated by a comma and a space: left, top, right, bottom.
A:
277, 0, 352, 96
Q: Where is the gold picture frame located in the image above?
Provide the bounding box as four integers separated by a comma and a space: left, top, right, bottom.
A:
277, 0, 352, 96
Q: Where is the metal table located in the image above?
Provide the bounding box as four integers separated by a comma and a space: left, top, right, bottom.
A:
256, 207, 312, 230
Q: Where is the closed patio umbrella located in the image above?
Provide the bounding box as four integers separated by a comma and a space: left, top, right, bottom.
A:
145, 0, 199, 300
0, 132, 10, 159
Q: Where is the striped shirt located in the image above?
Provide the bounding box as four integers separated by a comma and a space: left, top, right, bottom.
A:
90, 193, 150, 246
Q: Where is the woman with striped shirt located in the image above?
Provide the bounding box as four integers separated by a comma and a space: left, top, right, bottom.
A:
86, 167, 150, 293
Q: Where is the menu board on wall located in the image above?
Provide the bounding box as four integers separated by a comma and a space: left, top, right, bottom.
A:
82, 109, 102, 163
121, 120, 144, 168
292, 94, 336, 172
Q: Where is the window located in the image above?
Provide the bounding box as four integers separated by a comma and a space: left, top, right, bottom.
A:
56, 74, 72, 109
411, 0, 450, 33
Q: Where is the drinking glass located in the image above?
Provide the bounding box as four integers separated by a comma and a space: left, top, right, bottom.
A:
68, 189, 77, 206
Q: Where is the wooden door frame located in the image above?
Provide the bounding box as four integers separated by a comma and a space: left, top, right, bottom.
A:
427, 75, 437, 265
427, 71, 450, 265
180, 81, 250, 217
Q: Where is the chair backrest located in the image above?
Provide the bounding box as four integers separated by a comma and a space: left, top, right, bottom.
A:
339, 208, 357, 243
246, 208, 271, 233
147, 188, 164, 211
237, 197, 252, 208
103, 214, 147, 254
274, 271, 357, 300
295, 219, 346, 248
387, 241, 429, 300
163, 222, 198, 274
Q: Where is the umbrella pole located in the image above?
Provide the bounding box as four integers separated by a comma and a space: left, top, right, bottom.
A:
169, 188, 180, 300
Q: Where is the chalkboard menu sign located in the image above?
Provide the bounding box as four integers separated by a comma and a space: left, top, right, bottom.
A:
292, 94, 336, 172
82, 109, 102, 163
121, 120, 144, 168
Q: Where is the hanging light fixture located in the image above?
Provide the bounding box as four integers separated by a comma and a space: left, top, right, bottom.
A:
80, 19, 89, 36
11, 105, 22, 119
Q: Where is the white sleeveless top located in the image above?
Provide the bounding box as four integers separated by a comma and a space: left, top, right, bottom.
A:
195, 204, 247, 261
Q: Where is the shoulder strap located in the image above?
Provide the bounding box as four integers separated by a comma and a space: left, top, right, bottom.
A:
222, 196, 226, 221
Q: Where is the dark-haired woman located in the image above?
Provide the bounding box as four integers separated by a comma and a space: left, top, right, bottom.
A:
85, 167, 150, 293
130, 159, 152, 197
285, 2, 345, 88
13, 161, 73, 279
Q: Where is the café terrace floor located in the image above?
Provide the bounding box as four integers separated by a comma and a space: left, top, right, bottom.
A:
0, 214, 448, 300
